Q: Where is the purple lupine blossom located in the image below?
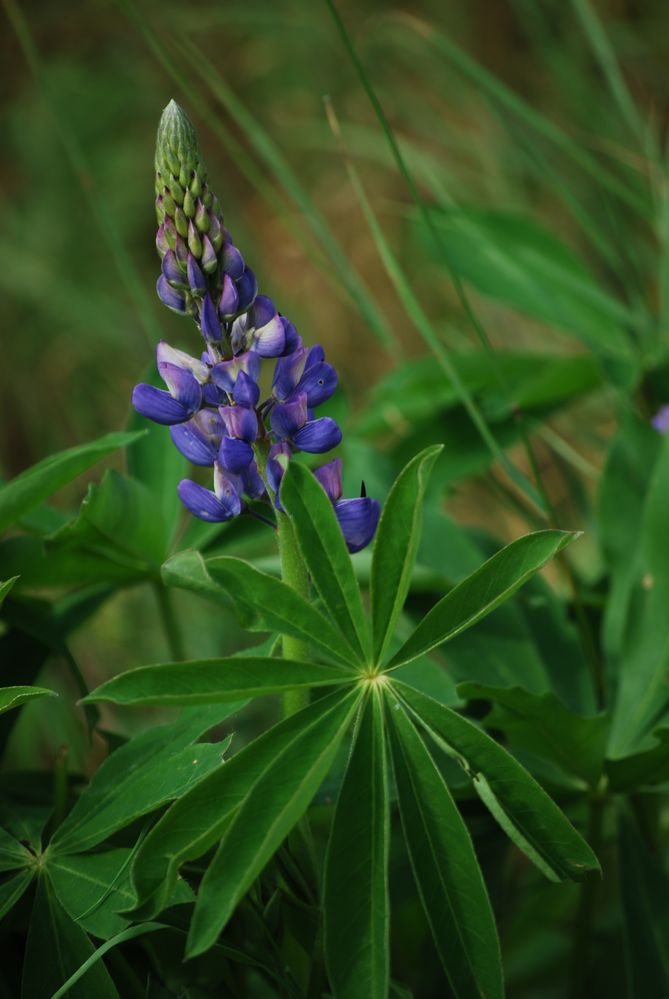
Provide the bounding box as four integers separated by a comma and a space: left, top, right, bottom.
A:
651, 404, 669, 433
132, 100, 380, 551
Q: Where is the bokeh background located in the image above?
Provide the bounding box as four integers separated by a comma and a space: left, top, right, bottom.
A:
5, 0, 666, 458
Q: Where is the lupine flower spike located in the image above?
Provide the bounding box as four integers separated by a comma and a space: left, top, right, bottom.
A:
132, 100, 380, 553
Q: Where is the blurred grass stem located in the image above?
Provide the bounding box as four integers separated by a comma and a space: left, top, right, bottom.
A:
2, 0, 161, 349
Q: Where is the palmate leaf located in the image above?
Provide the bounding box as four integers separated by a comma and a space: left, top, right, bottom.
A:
370, 445, 443, 663
206, 555, 359, 666
21, 876, 119, 999
83, 657, 349, 707
51, 469, 169, 569
387, 530, 576, 668
386, 693, 503, 999
324, 691, 389, 999
186, 687, 361, 957
395, 683, 600, 882
0, 826, 33, 872
280, 461, 369, 662
127, 688, 360, 921
51, 704, 240, 856
0, 868, 33, 922
0, 430, 145, 534
48, 848, 193, 941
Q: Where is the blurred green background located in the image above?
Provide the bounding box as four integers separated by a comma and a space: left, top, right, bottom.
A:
5, 0, 666, 458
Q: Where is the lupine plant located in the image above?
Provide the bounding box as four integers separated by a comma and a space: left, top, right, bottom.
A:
0, 100, 603, 998
5, 11, 669, 988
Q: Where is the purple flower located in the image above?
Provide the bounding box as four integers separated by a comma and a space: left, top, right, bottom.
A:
177, 463, 242, 522
334, 497, 381, 554
219, 436, 254, 474
161, 250, 187, 288
187, 253, 207, 294
652, 404, 669, 433
222, 242, 245, 280
314, 458, 380, 553
169, 408, 223, 465
156, 274, 187, 314
132, 362, 202, 426
280, 316, 302, 355
156, 341, 208, 383
233, 370, 260, 408
211, 352, 261, 395
270, 393, 342, 454
146, 101, 379, 539
240, 461, 266, 500
272, 345, 337, 407
219, 274, 239, 318
267, 442, 292, 510
236, 268, 257, 312
231, 296, 286, 357
200, 294, 222, 341
219, 405, 258, 443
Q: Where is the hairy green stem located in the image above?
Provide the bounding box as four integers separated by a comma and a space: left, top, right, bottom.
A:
277, 513, 311, 717
153, 583, 186, 661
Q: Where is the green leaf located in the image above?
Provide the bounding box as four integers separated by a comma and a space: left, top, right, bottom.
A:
48, 922, 166, 999
0, 430, 144, 534
0, 685, 56, 716
206, 555, 359, 666
0, 869, 33, 922
84, 657, 349, 706
386, 696, 503, 999
48, 848, 139, 940
0, 576, 18, 609
0, 826, 33, 872
0, 535, 144, 589
387, 531, 576, 669
598, 414, 660, 665
50, 705, 240, 855
51, 469, 169, 568
606, 728, 669, 792
416, 208, 636, 359
280, 462, 369, 662
48, 848, 192, 940
356, 352, 603, 440
609, 429, 669, 754
457, 684, 608, 786
186, 687, 361, 956
324, 692, 389, 999
126, 409, 187, 550
161, 547, 228, 592
394, 682, 600, 882
128, 689, 360, 923
618, 813, 669, 995
21, 876, 119, 999
371, 446, 443, 663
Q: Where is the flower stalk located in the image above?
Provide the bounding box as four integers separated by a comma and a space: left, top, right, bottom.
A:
132, 100, 381, 709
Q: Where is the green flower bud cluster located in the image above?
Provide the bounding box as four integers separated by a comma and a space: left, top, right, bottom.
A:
155, 100, 223, 283
153, 101, 257, 333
